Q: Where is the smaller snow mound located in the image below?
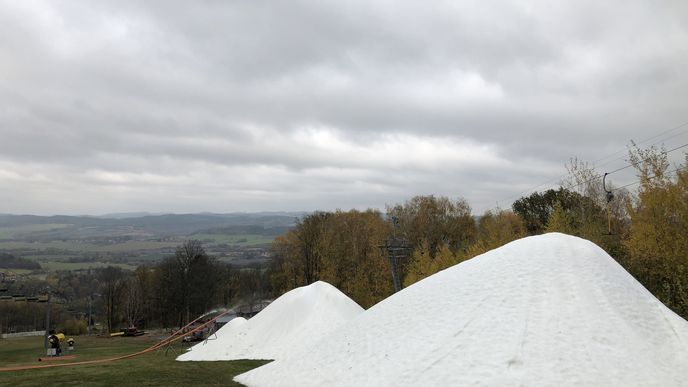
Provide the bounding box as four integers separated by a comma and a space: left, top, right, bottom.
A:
178, 317, 247, 358
214, 316, 247, 339
178, 281, 363, 361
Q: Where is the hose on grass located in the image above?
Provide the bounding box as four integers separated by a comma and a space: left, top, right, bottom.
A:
146, 308, 223, 352
0, 309, 232, 372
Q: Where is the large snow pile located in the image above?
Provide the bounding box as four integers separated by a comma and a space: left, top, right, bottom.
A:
177, 281, 363, 361
236, 233, 688, 386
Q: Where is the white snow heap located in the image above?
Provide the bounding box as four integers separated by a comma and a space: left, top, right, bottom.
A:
177, 280, 364, 361
236, 233, 688, 387
181, 316, 247, 353
213, 316, 247, 340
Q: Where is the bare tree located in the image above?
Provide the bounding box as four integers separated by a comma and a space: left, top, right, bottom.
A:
122, 275, 143, 327
157, 240, 219, 326
98, 267, 126, 333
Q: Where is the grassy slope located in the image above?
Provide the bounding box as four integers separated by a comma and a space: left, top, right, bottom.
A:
0, 335, 268, 386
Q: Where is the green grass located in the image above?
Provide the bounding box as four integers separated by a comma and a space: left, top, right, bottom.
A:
191, 234, 274, 247
0, 335, 268, 386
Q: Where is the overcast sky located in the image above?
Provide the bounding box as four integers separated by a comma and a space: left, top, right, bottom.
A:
1, 0, 687, 216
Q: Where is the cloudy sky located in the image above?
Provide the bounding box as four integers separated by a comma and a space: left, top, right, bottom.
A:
1, 0, 687, 215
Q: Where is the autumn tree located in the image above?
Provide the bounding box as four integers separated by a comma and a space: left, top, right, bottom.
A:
214, 264, 241, 307
624, 146, 688, 317
404, 242, 463, 287
545, 201, 576, 234
268, 209, 394, 308
387, 195, 476, 258
403, 209, 526, 287
318, 209, 392, 308
513, 188, 581, 235
269, 231, 302, 294
468, 209, 528, 256
562, 158, 631, 254
296, 212, 332, 285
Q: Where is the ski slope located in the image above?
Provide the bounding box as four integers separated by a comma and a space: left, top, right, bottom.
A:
177, 281, 363, 361
236, 233, 688, 386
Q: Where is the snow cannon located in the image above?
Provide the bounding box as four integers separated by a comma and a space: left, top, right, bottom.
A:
67, 337, 75, 351
47, 333, 65, 356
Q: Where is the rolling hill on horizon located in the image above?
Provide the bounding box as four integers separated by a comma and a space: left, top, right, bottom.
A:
0, 212, 303, 241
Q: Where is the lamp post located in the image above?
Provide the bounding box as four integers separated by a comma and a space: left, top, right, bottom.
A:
43, 287, 51, 351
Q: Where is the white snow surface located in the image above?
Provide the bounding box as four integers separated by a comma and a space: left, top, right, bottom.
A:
181, 316, 247, 353
177, 281, 363, 361
236, 233, 688, 386
210, 316, 247, 340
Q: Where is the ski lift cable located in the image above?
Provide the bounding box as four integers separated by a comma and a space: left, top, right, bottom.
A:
567, 141, 688, 189
603, 142, 688, 176
593, 128, 688, 170
564, 141, 688, 193
496, 121, 688, 206
503, 140, 688, 206
611, 165, 688, 192
589, 120, 688, 166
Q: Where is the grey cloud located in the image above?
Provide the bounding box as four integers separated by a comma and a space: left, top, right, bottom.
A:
1, 0, 687, 215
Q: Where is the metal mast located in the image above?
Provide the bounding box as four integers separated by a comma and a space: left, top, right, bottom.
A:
378, 216, 411, 293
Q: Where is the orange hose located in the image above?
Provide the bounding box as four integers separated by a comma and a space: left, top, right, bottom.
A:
146, 310, 217, 352
0, 309, 232, 372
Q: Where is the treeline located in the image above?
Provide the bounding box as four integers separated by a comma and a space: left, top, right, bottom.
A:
0, 252, 41, 270
1, 242, 271, 334
270, 145, 688, 319
91, 241, 271, 332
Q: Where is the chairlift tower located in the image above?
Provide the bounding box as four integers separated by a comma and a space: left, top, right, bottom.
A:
378, 216, 411, 293
602, 172, 615, 235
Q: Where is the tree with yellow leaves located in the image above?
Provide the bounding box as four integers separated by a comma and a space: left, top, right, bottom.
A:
545, 201, 576, 235
468, 209, 527, 257
625, 147, 688, 317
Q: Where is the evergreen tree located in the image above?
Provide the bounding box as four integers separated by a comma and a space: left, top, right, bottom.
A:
545, 201, 576, 234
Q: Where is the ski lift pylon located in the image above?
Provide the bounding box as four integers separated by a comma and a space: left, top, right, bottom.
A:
602, 172, 615, 235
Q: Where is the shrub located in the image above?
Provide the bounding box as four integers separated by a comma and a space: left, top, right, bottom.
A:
58, 318, 88, 335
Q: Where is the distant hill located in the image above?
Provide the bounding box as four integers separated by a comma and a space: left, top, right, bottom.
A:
0, 212, 304, 241
95, 212, 165, 219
